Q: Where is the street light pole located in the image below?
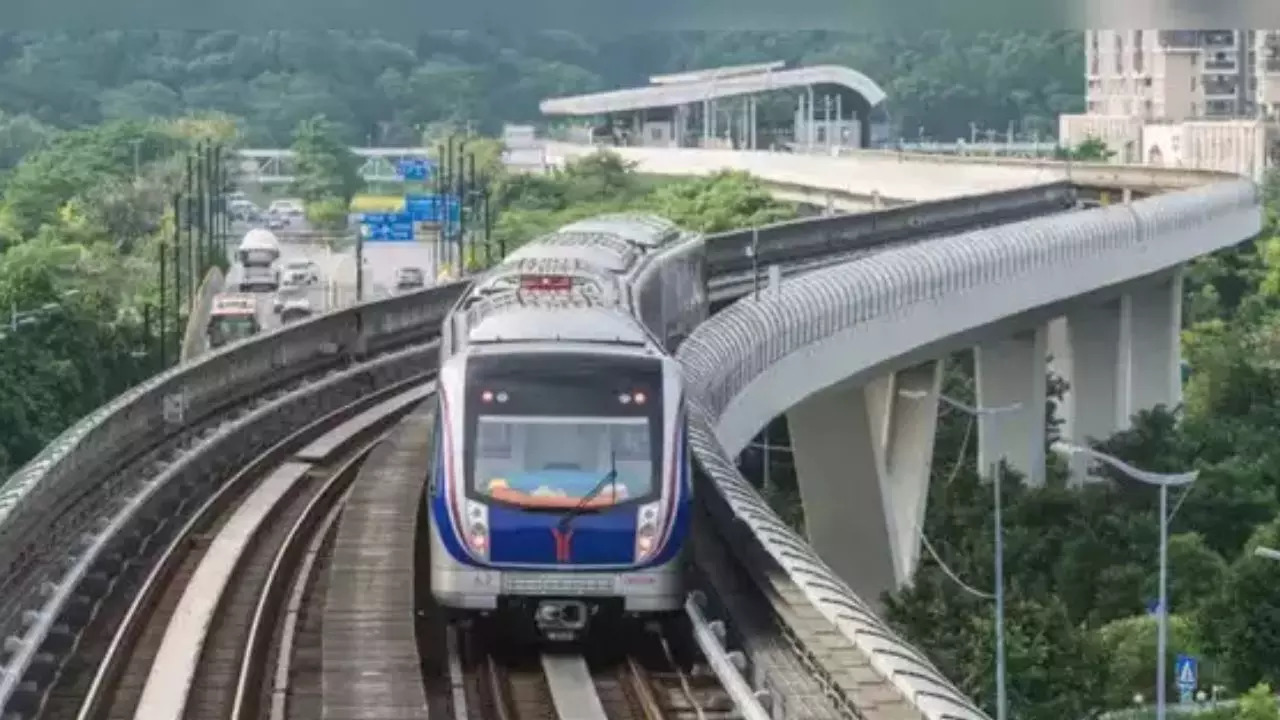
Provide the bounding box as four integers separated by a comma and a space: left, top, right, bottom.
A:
1052, 442, 1197, 720
900, 389, 1020, 720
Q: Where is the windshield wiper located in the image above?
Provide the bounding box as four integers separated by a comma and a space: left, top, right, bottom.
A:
558, 452, 618, 534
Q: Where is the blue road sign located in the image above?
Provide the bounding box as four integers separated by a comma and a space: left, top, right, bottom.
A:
1175, 654, 1198, 692
396, 158, 434, 181
404, 193, 461, 224
1146, 599, 1161, 616
360, 212, 415, 242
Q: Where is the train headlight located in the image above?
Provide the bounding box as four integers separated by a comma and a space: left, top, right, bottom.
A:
635, 501, 661, 562
465, 500, 490, 559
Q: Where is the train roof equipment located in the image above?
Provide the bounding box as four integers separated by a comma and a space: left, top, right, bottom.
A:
555, 213, 682, 248
462, 258, 624, 310
500, 213, 685, 275
463, 285, 648, 346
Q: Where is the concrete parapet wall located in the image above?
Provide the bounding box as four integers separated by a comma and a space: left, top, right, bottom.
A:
544, 141, 1060, 203
0, 282, 468, 587
676, 177, 1261, 720
180, 267, 225, 363
546, 141, 1244, 201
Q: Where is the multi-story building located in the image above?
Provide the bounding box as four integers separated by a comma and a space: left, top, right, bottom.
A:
1258, 31, 1280, 119
1085, 29, 1280, 122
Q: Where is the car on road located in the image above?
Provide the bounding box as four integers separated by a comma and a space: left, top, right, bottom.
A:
279, 296, 314, 324
229, 199, 261, 223
282, 260, 319, 285
272, 273, 309, 313
267, 198, 306, 228
395, 267, 426, 292
207, 293, 261, 348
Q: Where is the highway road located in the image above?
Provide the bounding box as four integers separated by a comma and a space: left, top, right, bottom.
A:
223, 221, 442, 334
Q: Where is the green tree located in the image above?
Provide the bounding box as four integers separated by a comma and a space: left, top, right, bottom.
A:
1238, 683, 1280, 720
289, 114, 362, 206
305, 195, 349, 232
646, 170, 796, 233
0, 119, 178, 240
1054, 135, 1116, 161
1094, 614, 1205, 709
884, 573, 1104, 720
1145, 533, 1229, 619
1199, 520, 1280, 691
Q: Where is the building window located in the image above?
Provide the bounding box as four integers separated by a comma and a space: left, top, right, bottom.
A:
1115, 34, 1124, 73
649, 126, 662, 141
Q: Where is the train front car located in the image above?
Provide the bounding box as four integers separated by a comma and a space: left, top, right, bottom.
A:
430, 312, 691, 644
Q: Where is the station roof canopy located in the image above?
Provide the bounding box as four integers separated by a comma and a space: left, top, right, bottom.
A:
648, 61, 786, 86
540, 63, 887, 117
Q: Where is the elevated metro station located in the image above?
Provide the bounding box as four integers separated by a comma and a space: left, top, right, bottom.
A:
540, 60, 888, 151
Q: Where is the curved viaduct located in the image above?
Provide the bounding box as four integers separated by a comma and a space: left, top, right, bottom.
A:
0, 139, 1262, 720
545, 143, 1262, 716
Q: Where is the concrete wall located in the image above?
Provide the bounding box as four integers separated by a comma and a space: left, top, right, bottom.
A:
180, 267, 225, 362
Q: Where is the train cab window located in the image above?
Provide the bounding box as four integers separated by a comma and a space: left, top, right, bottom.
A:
478, 420, 513, 457
463, 352, 664, 511
472, 416, 654, 509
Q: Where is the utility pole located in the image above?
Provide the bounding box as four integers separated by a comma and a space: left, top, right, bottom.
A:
184, 153, 195, 306
457, 139, 468, 271
435, 142, 445, 278
142, 303, 153, 374
158, 238, 167, 369
480, 183, 492, 267
466, 151, 476, 270
195, 142, 206, 278
1052, 443, 1199, 720
172, 192, 182, 337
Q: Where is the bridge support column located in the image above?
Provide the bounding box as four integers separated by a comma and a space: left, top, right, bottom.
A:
975, 328, 1048, 486
1048, 301, 1123, 480
785, 360, 944, 606
1048, 269, 1183, 482
1120, 271, 1183, 420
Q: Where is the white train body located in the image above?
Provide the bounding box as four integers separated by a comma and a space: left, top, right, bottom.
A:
427, 214, 707, 641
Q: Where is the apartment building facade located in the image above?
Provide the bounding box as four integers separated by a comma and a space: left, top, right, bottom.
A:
1085, 29, 1280, 121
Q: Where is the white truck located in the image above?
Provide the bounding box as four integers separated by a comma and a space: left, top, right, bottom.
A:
237, 229, 281, 292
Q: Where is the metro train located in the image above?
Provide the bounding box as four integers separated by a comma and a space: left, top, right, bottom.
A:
428, 213, 708, 642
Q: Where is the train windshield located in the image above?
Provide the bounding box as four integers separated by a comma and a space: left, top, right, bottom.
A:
464, 352, 663, 510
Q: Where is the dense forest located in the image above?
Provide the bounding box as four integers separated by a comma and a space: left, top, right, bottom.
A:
0, 30, 1083, 154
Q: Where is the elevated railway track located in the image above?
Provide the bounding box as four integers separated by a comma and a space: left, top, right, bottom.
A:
0, 160, 1245, 720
